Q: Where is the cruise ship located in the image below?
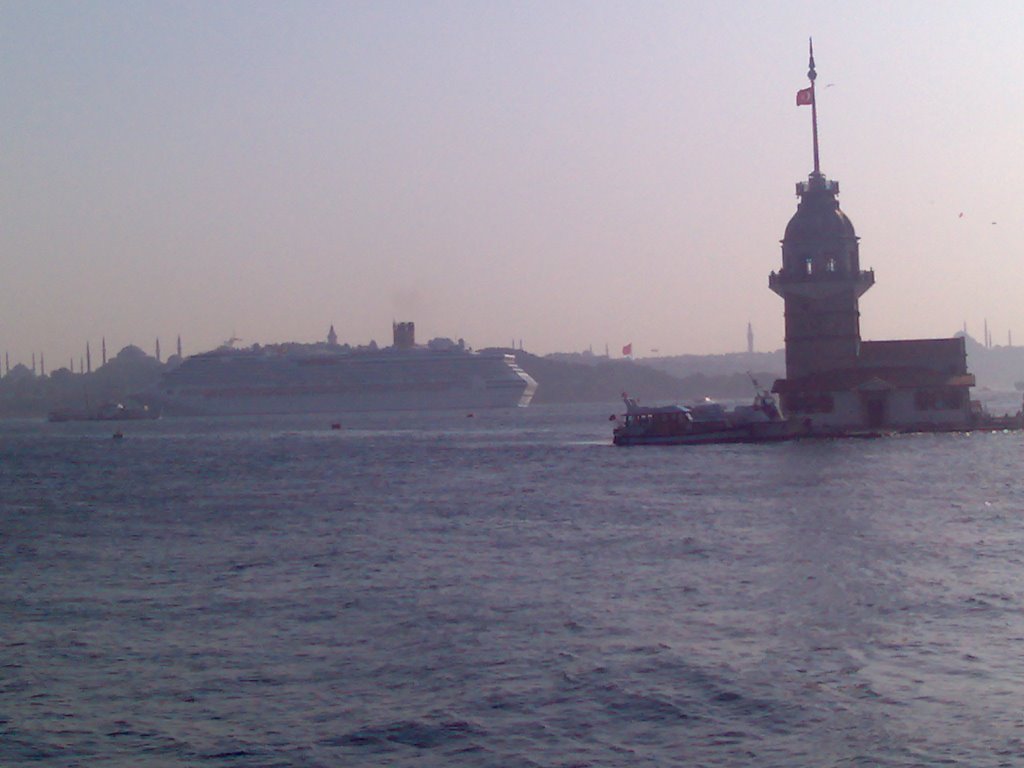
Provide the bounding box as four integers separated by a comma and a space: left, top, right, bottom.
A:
153, 322, 537, 415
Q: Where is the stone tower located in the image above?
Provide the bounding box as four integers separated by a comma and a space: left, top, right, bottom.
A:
769, 40, 874, 380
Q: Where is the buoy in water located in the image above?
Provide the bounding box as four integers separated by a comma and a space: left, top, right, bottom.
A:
112, 431, 124, 440
331, 423, 341, 430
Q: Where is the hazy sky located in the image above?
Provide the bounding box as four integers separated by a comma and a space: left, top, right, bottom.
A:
4, 1, 1024, 367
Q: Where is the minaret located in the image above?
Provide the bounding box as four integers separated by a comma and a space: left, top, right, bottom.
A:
747, 322, 754, 354
769, 40, 874, 381
32, 353, 36, 375
40, 353, 45, 377
86, 342, 91, 373
177, 335, 182, 358
102, 337, 107, 366
156, 338, 161, 362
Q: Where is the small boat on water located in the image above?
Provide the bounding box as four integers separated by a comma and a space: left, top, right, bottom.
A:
48, 401, 160, 423
612, 388, 806, 446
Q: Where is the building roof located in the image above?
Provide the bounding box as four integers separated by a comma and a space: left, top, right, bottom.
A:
859, 337, 967, 374
772, 366, 975, 394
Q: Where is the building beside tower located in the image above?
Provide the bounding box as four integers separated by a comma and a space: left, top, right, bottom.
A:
768, 42, 975, 433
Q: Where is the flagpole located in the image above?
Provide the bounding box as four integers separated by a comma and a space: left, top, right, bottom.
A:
808, 37, 820, 177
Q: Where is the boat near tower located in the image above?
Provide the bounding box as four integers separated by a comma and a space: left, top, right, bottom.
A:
150, 321, 537, 416
612, 384, 807, 446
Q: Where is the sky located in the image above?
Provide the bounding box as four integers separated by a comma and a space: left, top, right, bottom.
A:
4, 1, 1024, 368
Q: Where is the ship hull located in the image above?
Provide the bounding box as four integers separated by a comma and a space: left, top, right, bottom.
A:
153, 348, 537, 416
613, 419, 805, 446
157, 385, 534, 416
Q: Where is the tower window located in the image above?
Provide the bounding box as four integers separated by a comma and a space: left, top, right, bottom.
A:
804, 257, 813, 275
826, 257, 836, 272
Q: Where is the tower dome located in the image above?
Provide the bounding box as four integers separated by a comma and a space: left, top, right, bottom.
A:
781, 174, 861, 276
783, 179, 856, 242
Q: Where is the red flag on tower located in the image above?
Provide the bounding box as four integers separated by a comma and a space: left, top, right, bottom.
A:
796, 87, 813, 106
622, 343, 632, 357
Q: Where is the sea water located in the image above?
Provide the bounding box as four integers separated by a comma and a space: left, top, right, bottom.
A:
2, 403, 1024, 767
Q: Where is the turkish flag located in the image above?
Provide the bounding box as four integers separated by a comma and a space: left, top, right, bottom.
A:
796, 87, 814, 106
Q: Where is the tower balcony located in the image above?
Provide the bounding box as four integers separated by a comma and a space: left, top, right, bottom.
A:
797, 176, 839, 196
769, 268, 874, 299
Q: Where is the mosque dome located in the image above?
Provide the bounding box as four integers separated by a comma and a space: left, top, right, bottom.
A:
114, 344, 148, 361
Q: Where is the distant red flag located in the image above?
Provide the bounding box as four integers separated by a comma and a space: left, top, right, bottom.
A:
796, 87, 813, 106
622, 343, 632, 357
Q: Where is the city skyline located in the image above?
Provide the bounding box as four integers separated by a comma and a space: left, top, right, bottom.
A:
5, 315, 1017, 379
4, 2, 1024, 368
